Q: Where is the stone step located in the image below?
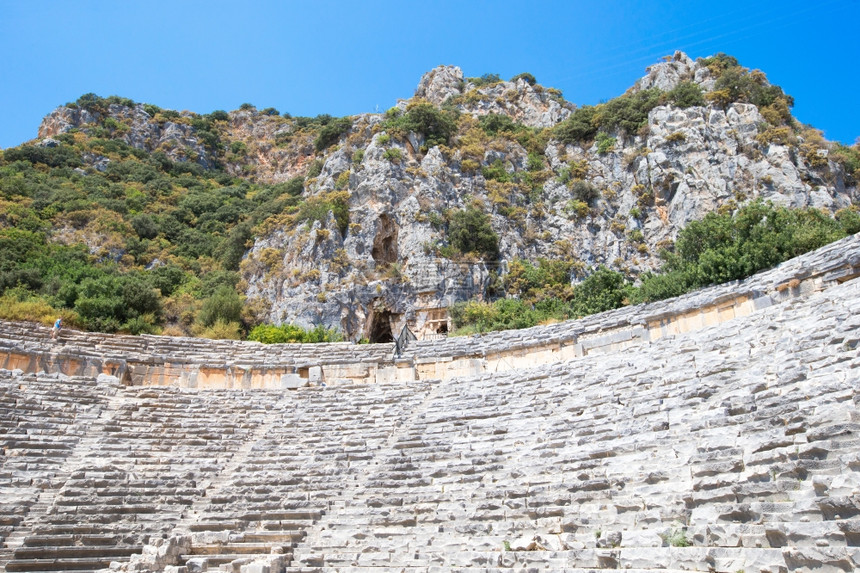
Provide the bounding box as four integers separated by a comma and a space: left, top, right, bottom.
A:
185, 542, 294, 556
12, 545, 142, 560
5, 555, 132, 572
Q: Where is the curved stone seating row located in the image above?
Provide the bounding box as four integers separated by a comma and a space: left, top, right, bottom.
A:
0, 322, 396, 389
0, 371, 122, 554
281, 276, 860, 572
0, 324, 396, 368
1, 386, 279, 573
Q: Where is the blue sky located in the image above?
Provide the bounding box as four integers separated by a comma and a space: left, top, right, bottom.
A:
1, 0, 858, 149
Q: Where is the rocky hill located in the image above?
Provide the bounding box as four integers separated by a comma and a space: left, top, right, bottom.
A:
12, 52, 860, 341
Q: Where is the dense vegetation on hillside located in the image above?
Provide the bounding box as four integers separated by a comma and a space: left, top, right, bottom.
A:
0, 95, 354, 339
450, 201, 860, 335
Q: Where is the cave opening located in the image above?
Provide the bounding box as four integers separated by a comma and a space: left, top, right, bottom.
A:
371, 214, 398, 266
368, 310, 394, 343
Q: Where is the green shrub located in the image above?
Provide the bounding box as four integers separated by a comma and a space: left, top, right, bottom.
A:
131, 214, 158, 239
481, 159, 510, 182
504, 258, 574, 302
836, 207, 860, 234
383, 101, 457, 147
700, 54, 793, 119
448, 206, 499, 261
478, 113, 518, 136
196, 319, 242, 340
596, 132, 616, 154
596, 88, 664, 135
832, 144, 860, 183
335, 171, 350, 189
314, 116, 353, 151
554, 89, 665, 143
510, 72, 537, 85
294, 191, 350, 235
197, 285, 243, 328
571, 180, 600, 204
248, 323, 343, 343
0, 291, 79, 327
383, 148, 403, 163
4, 145, 82, 168
570, 266, 630, 317
279, 176, 305, 198
468, 73, 502, 87
564, 200, 590, 218
219, 221, 253, 271
555, 106, 598, 143
637, 201, 850, 302
207, 110, 229, 122
667, 81, 705, 108
450, 298, 539, 334
527, 152, 544, 171
306, 159, 324, 178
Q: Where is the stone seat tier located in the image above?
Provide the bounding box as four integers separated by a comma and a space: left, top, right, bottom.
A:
281, 277, 860, 572
4, 555, 132, 572
2, 238, 860, 573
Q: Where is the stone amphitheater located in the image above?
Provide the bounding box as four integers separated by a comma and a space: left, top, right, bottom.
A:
1, 235, 859, 573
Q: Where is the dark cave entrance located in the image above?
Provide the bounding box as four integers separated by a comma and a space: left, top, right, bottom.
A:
368, 310, 394, 343
371, 214, 398, 266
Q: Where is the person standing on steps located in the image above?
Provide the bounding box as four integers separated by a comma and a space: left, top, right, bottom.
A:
51, 317, 62, 341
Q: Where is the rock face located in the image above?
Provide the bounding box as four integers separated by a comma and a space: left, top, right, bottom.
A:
241, 57, 856, 340
414, 64, 574, 128
32, 53, 859, 341
633, 50, 703, 92
38, 103, 218, 169
414, 65, 464, 105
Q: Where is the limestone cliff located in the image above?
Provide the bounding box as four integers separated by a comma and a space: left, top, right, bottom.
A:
35, 53, 859, 341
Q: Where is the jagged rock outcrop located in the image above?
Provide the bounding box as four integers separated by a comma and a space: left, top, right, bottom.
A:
414, 64, 574, 128
414, 65, 464, 105
633, 50, 701, 92
38, 103, 217, 169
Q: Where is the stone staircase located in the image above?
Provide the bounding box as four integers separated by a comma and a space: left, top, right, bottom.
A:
174, 380, 434, 571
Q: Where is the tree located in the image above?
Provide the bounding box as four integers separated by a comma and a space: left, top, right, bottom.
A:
570, 267, 630, 317
197, 285, 243, 328
448, 206, 499, 261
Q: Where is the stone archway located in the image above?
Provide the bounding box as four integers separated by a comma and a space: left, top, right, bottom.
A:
371, 214, 398, 266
